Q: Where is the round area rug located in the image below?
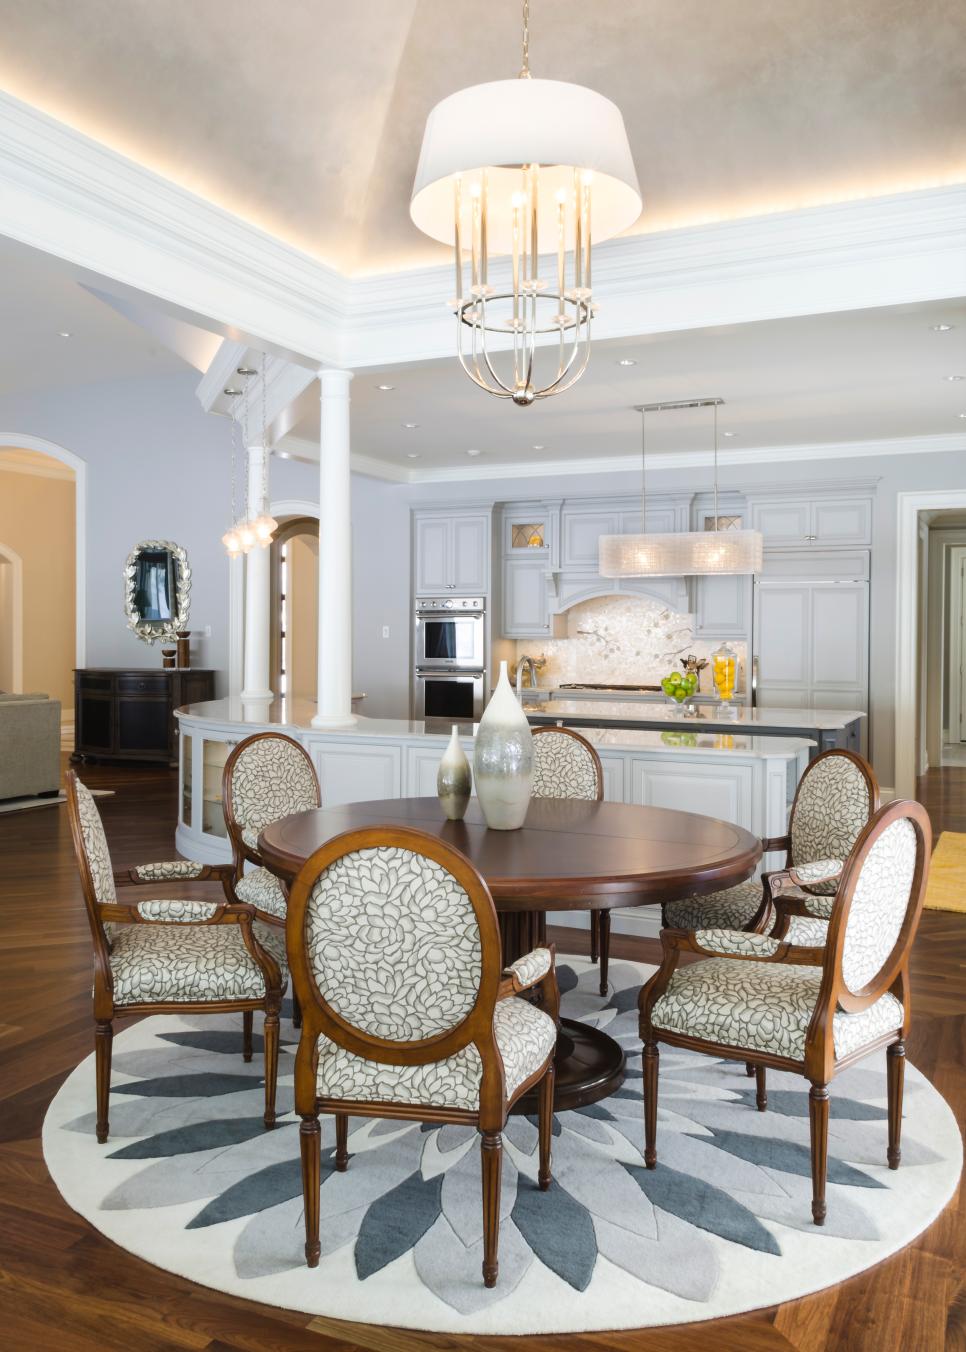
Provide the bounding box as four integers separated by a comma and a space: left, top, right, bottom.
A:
43, 955, 962, 1334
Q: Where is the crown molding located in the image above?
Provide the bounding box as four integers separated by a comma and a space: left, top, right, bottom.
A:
280, 431, 965, 485
0, 89, 964, 374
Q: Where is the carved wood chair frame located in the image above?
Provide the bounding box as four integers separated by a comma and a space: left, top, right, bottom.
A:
286, 824, 559, 1287
640, 798, 931, 1225
66, 769, 285, 1145
531, 725, 612, 994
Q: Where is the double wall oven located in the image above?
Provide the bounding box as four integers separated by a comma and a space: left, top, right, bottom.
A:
412, 596, 486, 721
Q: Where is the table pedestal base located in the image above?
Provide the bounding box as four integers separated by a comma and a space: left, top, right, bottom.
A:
512, 1017, 625, 1114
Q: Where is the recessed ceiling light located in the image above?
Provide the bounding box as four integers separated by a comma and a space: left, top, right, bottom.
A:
931, 323, 955, 332
722, 431, 737, 438
944, 375, 966, 381
58, 330, 71, 338
532, 443, 546, 450
466, 448, 481, 457
403, 422, 419, 429
377, 383, 395, 391
958, 413, 966, 419
406, 452, 420, 459
617, 358, 637, 367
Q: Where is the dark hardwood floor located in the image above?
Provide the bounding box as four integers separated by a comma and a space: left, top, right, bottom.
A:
0, 758, 962, 1352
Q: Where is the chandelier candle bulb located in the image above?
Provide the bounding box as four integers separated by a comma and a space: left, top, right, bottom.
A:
453, 178, 463, 301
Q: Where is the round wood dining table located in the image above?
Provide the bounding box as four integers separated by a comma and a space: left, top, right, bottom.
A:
258, 796, 761, 1113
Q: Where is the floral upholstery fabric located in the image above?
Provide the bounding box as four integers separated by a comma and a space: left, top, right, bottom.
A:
316, 995, 556, 1109
506, 947, 552, 986
135, 900, 220, 922
531, 731, 601, 801
227, 735, 319, 843
306, 846, 483, 1041
841, 817, 917, 994
802, 893, 835, 919
693, 929, 780, 957
785, 914, 830, 946
790, 755, 871, 894
664, 880, 763, 932
241, 826, 260, 851
109, 923, 279, 1006
789, 858, 842, 887
74, 779, 116, 905
132, 860, 208, 882
650, 957, 903, 1061
235, 866, 288, 920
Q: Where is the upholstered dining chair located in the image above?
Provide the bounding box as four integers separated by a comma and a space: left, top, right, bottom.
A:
223, 731, 321, 929
640, 798, 931, 1225
664, 749, 879, 947
287, 826, 559, 1287
531, 726, 611, 993
66, 770, 285, 1143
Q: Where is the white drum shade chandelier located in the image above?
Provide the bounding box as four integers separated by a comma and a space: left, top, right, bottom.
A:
599, 400, 764, 577
410, 1, 641, 404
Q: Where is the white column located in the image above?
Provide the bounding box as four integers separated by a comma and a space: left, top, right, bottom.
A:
312, 368, 356, 728
241, 443, 273, 702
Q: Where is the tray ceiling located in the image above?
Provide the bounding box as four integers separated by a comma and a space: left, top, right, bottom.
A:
0, 0, 963, 275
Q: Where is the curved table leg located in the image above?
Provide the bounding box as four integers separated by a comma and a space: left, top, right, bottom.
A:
501, 911, 626, 1114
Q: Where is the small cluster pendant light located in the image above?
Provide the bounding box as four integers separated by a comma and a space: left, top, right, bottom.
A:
598, 400, 764, 577
222, 355, 278, 558
410, 0, 640, 404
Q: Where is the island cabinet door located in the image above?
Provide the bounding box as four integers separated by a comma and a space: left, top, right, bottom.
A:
599, 755, 625, 803
627, 757, 754, 832
405, 741, 475, 798
311, 742, 402, 807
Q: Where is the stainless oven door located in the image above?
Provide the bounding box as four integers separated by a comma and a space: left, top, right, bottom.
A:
413, 670, 484, 721
414, 612, 485, 669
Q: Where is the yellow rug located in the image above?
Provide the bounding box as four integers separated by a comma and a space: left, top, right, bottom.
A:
924, 832, 966, 913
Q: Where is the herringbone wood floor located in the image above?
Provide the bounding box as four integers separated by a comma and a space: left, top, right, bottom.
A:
0, 759, 962, 1351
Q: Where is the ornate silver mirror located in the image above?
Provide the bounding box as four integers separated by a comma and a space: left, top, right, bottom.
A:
124, 540, 191, 644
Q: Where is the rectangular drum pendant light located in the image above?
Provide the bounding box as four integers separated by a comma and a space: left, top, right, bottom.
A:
599, 399, 763, 577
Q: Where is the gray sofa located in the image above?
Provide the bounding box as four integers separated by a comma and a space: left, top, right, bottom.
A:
0, 693, 61, 800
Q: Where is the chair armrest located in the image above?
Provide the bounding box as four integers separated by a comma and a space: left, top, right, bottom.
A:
115, 861, 234, 885
760, 834, 791, 854
787, 858, 842, 889
99, 900, 256, 926
498, 945, 560, 1024
689, 926, 825, 966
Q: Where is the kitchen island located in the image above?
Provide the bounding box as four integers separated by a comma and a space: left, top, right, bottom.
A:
522, 694, 865, 757
175, 697, 812, 939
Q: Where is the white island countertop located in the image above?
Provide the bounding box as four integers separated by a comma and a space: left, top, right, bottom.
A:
523, 698, 865, 732
177, 697, 812, 760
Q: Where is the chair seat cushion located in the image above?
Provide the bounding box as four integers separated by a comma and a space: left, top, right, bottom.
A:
235, 866, 287, 919
109, 923, 280, 1006
664, 880, 764, 932
650, 957, 903, 1062
315, 995, 557, 1110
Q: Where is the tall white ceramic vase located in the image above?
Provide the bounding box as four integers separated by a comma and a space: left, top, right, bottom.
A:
474, 661, 533, 830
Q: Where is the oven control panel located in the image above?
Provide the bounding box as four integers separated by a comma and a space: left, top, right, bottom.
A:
416, 597, 485, 612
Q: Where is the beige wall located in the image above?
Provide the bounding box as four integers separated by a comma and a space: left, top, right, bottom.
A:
287, 531, 318, 701
0, 449, 75, 714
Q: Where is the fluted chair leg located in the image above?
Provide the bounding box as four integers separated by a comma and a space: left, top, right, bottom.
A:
809, 1083, 829, 1225
538, 1064, 555, 1190
300, 1115, 322, 1267
481, 1131, 503, 1288
335, 1113, 350, 1171
755, 1065, 767, 1111
887, 1040, 905, 1169
643, 1040, 659, 1169
589, 911, 600, 964
94, 1019, 113, 1144
263, 1005, 279, 1129
597, 911, 611, 996
242, 1009, 253, 1062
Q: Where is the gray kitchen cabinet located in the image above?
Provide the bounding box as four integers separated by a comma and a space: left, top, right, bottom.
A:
502, 556, 552, 637
753, 575, 869, 746
413, 509, 491, 594
693, 571, 753, 639
749, 494, 873, 548
560, 510, 621, 569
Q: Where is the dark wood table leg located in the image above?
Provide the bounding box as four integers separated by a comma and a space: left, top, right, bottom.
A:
499, 910, 626, 1114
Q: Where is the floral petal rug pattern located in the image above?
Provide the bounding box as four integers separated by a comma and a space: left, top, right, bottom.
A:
42, 955, 962, 1334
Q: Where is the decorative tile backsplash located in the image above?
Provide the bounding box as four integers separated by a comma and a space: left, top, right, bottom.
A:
514, 595, 747, 692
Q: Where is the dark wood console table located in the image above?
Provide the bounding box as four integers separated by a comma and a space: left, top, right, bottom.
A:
73, 668, 215, 767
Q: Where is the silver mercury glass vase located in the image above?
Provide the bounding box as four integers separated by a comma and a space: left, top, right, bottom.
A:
473, 660, 533, 830
437, 724, 472, 821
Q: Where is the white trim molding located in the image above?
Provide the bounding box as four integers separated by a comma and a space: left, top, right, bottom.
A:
0, 434, 86, 670
895, 488, 966, 799
278, 431, 966, 485
0, 89, 964, 371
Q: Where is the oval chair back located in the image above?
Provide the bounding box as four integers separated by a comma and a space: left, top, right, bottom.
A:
789, 749, 879, 891
531, 726, 604, 802
223, 732, 320, 865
